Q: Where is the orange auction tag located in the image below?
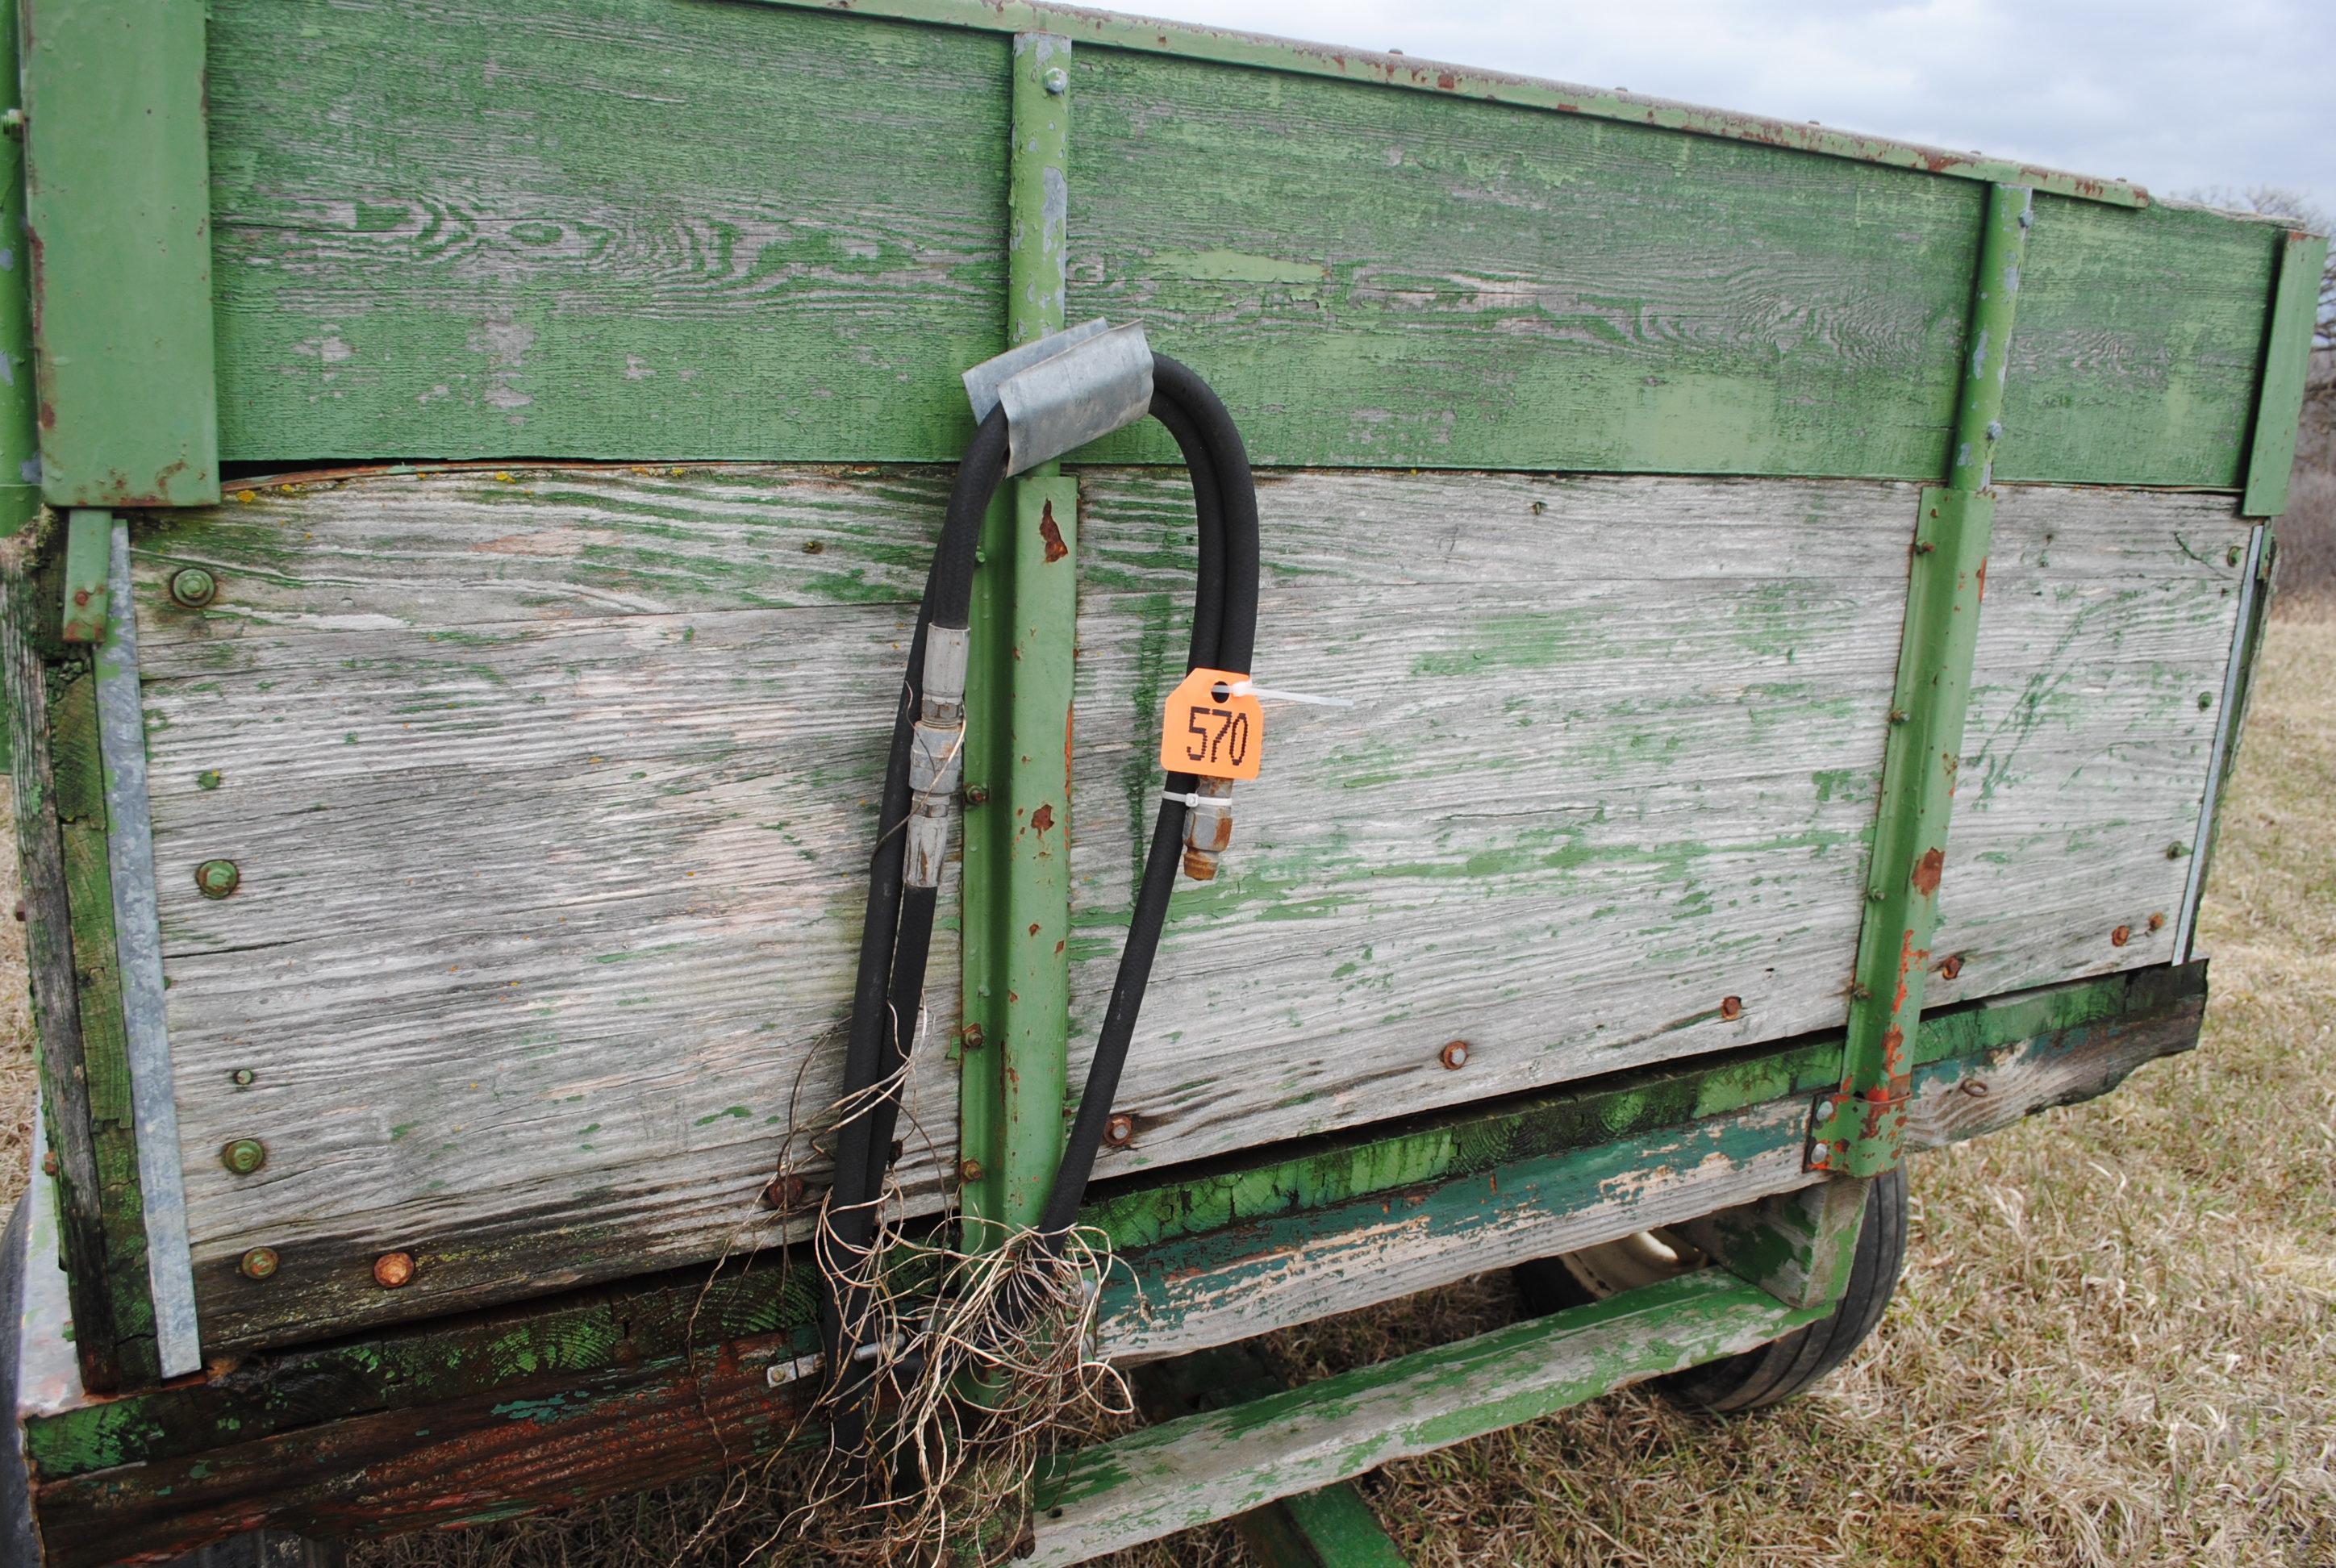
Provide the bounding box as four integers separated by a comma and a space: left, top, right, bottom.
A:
1158, 667, 1264, 781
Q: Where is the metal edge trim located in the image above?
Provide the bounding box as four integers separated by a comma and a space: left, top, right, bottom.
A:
2173, 519, 2264, 959
94, 523, 202, 1377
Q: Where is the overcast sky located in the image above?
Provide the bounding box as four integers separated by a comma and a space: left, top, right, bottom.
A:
1120, 0, 2334, 218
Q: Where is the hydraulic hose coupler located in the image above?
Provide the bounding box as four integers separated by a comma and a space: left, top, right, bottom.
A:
1182, 776, 1234, 882
906, 627, 969, 890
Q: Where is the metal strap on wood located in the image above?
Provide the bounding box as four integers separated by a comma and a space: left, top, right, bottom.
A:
1815, 185, 2034, 1178
95, 521, 203, 1376
962, 31, 1080, 1241
2240, 228, 2330, 519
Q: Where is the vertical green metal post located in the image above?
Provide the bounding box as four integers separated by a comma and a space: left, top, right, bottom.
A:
19, 0, 219, 507
0, 0, 40, 535
1813, 185, 2033, 1178
2239, 227, 2330, 519
964, 33, 1076, 1241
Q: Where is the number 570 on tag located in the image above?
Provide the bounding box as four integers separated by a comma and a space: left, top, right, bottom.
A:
1157, 667, 1264, 781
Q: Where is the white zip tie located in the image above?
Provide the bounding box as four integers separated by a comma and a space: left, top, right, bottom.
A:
1163, 790, 1234, 810
1216, 678, 1354, 709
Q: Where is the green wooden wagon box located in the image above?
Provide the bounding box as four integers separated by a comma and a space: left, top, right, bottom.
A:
0, 0, 2315, 1562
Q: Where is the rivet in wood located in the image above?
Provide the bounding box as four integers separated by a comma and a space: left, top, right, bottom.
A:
239, 1247, 279, 1281
373, 1251, 416, 1289
801, 539, 824, 555
2227, 544, 2243, 566
1939, 954, 1964, 980
219, 1138, 267, 1175
2109, 924, 2131, 947
1959, 1077, 1991, 1098
759, 1173, 807, 1211
194, 859, 241, 899
1718, 995, 1742, 1021
40, 1151, 56, 1178
1042, 65, 1069, 94
958, 1158, 983, 1184
168, 566, 219, 608
1103, 1112, 1136, 1146
1438, 1040, 1470, 1070
2196, 691, 2213, 710
2147, 911, 2165, 932
231, 1068, 256, 1086
2166, 840, 2188, 859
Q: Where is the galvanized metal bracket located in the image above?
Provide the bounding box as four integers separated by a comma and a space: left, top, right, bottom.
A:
963, 317, 1153, 476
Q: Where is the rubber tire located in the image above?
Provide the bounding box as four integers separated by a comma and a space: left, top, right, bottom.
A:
1513, 1166, 1908, 1415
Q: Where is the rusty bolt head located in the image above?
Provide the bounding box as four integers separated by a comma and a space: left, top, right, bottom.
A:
2147, 911, 2166, 932
40, 1151, 56, 1178
1913, 539, 1936, 555
958, 1023, 986, 1051
1042, 65, 1069, 94
760, 1173, 807, 1210
219, 1137, 267, 1175
957, 1158, 984, 1185
1718, 995, 1743, 1021
373, 1251, 416, 1289
1851, 983, 1873, 1002
2110, 924, 2131, 947
962, 782, 990, 806
232, 1067, 256, 1087
194, 859, 241, 899
1439, 1040, 1470, 1070
168, 566, 219, 608
1939, 954, 1964, 981
1888, 708, 1909, 726
239, 1247, 279, 1281
1103, 1112, 1136, 1147
1181, 848, 1220, 882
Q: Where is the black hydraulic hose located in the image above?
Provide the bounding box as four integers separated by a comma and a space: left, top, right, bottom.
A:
816, 355, 1259, 1455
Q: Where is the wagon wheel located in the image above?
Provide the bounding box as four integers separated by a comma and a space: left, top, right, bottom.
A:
1512, 1167, 1909, 1413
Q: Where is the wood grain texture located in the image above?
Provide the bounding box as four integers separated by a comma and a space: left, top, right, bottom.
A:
206, 0, 1007, 463
1068, 471, 2242, 1191
1068, 469, 1914, 1185
131, 467, 970, 1350
1927, 486, 2247, 1007
194, 1, 2276, 486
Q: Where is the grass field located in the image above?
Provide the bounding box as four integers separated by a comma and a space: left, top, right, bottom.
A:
3, 611, 2329, 1567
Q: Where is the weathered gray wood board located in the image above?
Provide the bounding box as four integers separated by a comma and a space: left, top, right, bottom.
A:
134, 468, 966, 1349
1066, 472, 2237, 1185
1094, 985, 2200, 1368
1069, 470, 1913, 1180
1927, 487, 2246, 1006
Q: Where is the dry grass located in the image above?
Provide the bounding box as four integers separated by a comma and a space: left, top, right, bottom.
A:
1, 617, 2328, 1567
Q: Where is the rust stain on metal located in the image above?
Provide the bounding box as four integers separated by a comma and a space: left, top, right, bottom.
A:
1910, 846, 1945, 897
1038, 501, 1068, 564
1030, 803, 1054, 837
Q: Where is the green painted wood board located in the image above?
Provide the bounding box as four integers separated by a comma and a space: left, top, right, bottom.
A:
192, 0, 2280, 486
0, 0, 40, 535
2239, 228, 2330, 516
19, 0, 219, 507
